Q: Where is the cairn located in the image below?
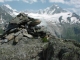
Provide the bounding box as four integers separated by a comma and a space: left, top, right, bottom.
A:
0, 13, 49, 44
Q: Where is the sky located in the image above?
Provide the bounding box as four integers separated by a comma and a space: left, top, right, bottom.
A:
0, 0, 80, 15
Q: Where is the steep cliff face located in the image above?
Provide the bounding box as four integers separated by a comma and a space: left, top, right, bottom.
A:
0, 36, 80, 60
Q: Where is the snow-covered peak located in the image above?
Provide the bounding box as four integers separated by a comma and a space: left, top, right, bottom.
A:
38, 4, 67, 15
1, 4, 19, 17
3, 4, 17, 11
5, 4, 11, 9
4, 4, 12, 10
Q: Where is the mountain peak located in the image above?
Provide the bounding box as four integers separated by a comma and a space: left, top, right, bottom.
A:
2, 4, 17, 11
38, 4, 67, 15
1, 4, 19, 17
3, 4, 12, 10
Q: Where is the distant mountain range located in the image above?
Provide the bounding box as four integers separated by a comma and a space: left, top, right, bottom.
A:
0, 4, 80, 41
1, 4, 80, 24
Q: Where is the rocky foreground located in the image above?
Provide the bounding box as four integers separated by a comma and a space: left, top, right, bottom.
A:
0, 36, 80, 60
0, 13, 80, 60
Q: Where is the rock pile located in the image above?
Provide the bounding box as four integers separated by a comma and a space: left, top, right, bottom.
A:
0, 13, 49, 44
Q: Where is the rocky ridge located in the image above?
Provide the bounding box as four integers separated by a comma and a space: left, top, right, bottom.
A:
0, 35, 80, 60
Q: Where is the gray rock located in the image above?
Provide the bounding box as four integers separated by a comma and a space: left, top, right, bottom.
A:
22, 29, 33, 38
14, 33, 23, 43
0, 37, 48, 60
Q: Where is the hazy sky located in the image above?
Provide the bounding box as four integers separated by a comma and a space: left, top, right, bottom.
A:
0, 0, 80, 15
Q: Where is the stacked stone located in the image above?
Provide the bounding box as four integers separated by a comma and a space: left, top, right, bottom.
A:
0, 13, 49, 44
